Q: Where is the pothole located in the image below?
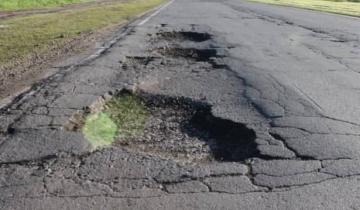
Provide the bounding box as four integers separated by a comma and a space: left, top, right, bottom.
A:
156, 31, 212, 42
124, 56, 158, 66
186, 110, 258, 161
68, 90, 259, 162
121, 56, 159, 70
157, 48, 220, 62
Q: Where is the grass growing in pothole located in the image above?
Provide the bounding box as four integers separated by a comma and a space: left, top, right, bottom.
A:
82, 91, 261, 162
83, 94, 149, 149
83, 112, 118, 149
106, 94, 149, 139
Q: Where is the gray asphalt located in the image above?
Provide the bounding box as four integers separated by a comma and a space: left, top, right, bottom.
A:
1, 0, 360, 209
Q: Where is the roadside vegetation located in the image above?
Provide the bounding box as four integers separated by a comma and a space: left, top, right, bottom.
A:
0, 0, 164, 67
0, 0, 163, 66
247, 0, 360, 17
83, 94, 149, 149
0, 0, 90, 11
0, 0, 164, 98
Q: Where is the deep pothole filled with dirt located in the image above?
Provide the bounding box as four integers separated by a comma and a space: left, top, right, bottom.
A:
73, 90, 260, 162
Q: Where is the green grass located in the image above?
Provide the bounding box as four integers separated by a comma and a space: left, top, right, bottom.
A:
0, 0, 91, 11
83, 94, 150, 149
0, 0, 165, 72
83, 112, 118, 149
247, 0, 360, 17
105, 94, 149, 140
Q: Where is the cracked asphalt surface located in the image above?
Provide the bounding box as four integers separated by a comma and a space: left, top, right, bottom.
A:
1, 0, 360, 209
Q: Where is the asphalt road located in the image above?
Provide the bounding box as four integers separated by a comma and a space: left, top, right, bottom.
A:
1, 0, 360, 209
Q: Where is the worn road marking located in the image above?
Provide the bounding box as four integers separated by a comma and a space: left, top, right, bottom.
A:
137, 0, 175, 26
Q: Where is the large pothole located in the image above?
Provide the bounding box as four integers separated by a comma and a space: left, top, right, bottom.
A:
121, 56, 160, 71
155, 31, 212, 42
74, 90, 260, 162
157, 48, 220, 62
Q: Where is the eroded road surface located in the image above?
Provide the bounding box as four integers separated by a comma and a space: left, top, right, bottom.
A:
1, 0, 360, 209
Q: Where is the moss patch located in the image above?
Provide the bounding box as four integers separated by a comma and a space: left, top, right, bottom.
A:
83, 94, 150, 149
